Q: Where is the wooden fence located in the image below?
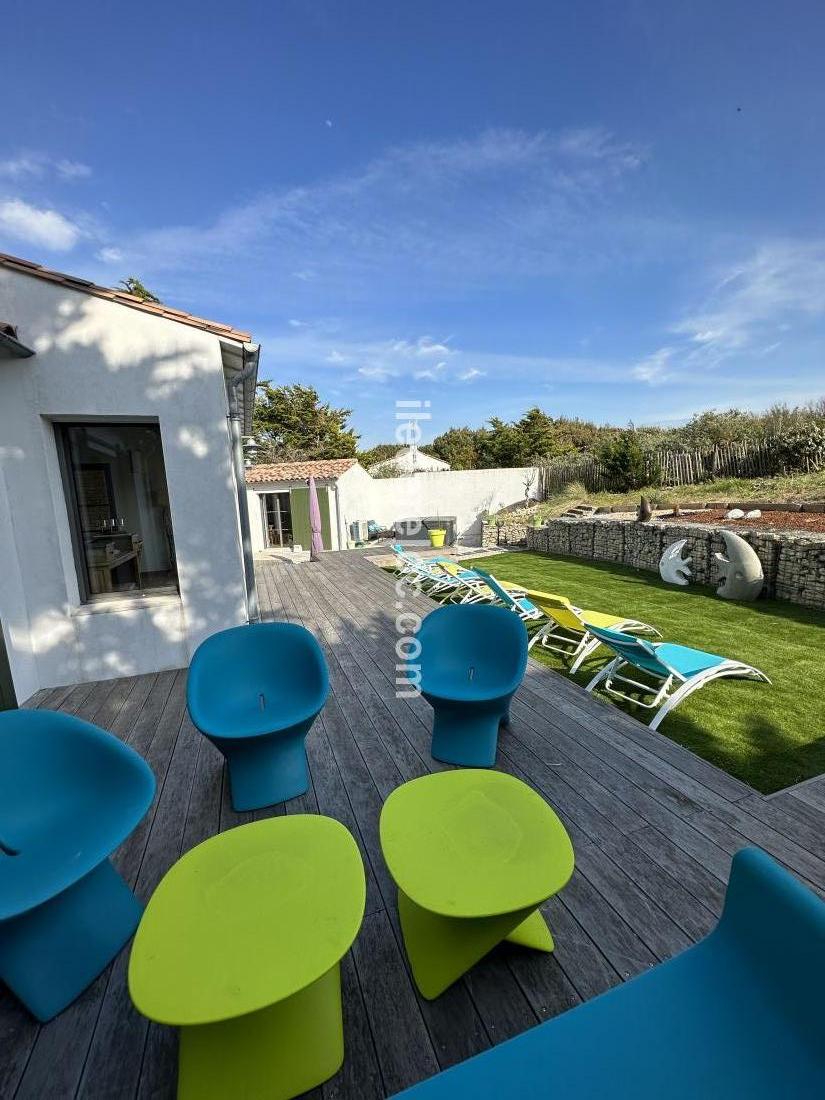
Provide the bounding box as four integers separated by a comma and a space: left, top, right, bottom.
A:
538, 440, 825, 497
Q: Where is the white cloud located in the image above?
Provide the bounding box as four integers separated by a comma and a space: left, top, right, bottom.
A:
632, 347, 674, 384
326, 349, 350, 364
358, 365, 394, 381
0, 154, 44, 180
55, 159, 92, 180
0, 152, 92, 181
413, 360, 447, 380
633, 240, 825, 383
0, 198, 81, 250
458, 368, 485, 382
113, 125, 649, 301
671, 241, 825, 359
325, 119, 333, 128
288, 318, 308, 327
96, 246, 123, 263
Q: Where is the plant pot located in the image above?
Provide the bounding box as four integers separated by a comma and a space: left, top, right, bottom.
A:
429, 529, 446, 548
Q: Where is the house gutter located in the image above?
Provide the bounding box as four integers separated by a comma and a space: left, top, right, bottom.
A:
226, 343, 260, 623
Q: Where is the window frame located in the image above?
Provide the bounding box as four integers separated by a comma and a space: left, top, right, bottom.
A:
54, 419, 179, 605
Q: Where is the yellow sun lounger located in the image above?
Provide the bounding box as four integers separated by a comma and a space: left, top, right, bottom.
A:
522, 589, 660, 673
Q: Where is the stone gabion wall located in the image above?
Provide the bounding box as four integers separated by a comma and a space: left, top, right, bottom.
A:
481, 521, 528, 548
520, 518, 825, 610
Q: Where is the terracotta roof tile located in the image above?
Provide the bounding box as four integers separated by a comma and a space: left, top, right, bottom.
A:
245, 459, 358, 484
0, 251, 252, 343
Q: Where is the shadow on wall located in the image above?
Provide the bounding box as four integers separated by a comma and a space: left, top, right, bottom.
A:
1, 289, 249, 693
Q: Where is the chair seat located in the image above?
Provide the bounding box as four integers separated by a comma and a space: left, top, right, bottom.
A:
1, 824, 119, 920
392, 929, 820, 1098
421, 678, 516, 703
650, 643, 726, 679
197, 696, 321, 740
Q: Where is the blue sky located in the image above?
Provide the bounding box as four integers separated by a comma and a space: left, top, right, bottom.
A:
3, 1, 825, 446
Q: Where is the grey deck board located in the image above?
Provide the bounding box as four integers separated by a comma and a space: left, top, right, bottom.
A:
5, 550, 825, 1099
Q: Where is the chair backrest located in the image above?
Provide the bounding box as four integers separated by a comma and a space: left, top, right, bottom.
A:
713, 848, 825, 1048
418, 604, 528, 691
0, 709, 156, 915
472, 569, 518, 609
522, 589, 584, 632
586, 623, 670, 678
187, 622, 329, 727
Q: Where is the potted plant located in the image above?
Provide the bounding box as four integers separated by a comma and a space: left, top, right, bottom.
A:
428, 511, 446, 548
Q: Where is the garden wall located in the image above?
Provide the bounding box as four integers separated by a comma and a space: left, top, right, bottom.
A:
481, 518, 825, 610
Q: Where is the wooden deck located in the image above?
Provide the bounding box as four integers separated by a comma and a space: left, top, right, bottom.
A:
4, 551, 825, 1100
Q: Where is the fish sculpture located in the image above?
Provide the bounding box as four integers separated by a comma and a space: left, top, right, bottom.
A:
659, 539, 692, 586
714, 530, 763, 601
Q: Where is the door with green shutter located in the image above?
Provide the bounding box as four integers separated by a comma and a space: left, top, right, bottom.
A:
289, 487, 332, 550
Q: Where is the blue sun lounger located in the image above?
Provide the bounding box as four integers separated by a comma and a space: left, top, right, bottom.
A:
584, 624, 770, 730
391, 848, 825, 1099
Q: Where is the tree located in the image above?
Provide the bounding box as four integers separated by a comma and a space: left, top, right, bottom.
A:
252, 383, 358, 462
516, 407, 562, 461
599, 430, 657, 491
118, 276, 160, 303
431, 427, 482, 469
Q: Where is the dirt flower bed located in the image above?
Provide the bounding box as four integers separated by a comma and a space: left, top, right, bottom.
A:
668, 509, 825, 533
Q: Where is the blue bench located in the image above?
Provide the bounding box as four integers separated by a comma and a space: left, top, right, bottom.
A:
392, 847, 824, 1098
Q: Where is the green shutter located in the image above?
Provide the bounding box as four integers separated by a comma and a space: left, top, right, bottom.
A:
289, 487, 332, 550
290, 487, 311, 550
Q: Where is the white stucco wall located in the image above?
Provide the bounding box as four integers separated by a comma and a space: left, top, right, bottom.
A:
351, 466, 537, 543
247, 462, 535, 551
0, 269, 248, 700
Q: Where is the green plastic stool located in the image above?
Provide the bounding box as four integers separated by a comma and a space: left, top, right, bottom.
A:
380, 770, 574, 999
128, 816, 365, 1100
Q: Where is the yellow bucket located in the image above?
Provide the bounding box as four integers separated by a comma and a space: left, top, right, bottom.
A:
428, 528, 446, 548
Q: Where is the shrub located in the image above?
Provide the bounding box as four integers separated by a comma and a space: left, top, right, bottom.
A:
371, 462, 405, 479
599, 431, 659, 491
773, 423, 825, 473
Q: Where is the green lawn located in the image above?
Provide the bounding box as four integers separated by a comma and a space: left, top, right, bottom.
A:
459, 551, 825, 794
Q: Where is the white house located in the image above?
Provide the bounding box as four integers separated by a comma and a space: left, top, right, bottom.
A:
0, 252, 259, 706
368, 445, 450, 475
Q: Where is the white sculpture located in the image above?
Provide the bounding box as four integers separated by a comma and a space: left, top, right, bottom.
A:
659, 539, 692, 586
745, 509, 762, 519
714, 531, 763, 601
725, 508, 745, 520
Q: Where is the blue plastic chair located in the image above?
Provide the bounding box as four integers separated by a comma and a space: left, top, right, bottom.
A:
391, 847, 825, 1098
416, 605, 528, 766
187, 622, 329, 810
0, 709, 155, 1021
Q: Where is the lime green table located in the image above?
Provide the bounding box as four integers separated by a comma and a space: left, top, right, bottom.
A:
128, 816, 365, 1100
380, 770, 574, 999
